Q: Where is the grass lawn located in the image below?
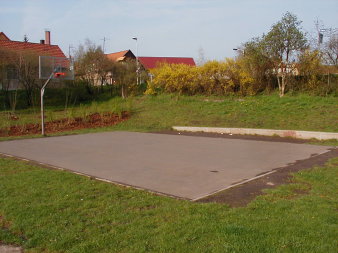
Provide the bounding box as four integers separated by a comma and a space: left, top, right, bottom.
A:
0, 93, 337, 252
0, 156, 337, 252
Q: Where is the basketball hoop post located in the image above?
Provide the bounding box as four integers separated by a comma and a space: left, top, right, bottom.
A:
41, 72, 54, 136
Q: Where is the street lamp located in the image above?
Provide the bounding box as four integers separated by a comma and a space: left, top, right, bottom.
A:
233, 48, 245, 55
132, 37, 139, 85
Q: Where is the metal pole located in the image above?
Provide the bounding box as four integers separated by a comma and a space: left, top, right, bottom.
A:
132, 37, 139, 85
136, 38, 139, 85
41, 73, 53, 136
41, 87, 45, 136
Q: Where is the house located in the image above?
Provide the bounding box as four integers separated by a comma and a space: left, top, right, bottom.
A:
0, 31, 65, 58
137, 57, 196, 82
103, 50, 196, 85
106, 50, 135, 62
0, 31, 66, 90
272, 63, 299, 76
138, 57, 196, 70
106, 50, 196, 70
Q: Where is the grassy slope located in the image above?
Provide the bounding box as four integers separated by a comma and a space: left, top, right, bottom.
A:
0, 157, 337, 252
1, 94, 337, 137
116, 94, 338, 132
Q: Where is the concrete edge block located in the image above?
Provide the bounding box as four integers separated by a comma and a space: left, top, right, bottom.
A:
172, 126, 338, 140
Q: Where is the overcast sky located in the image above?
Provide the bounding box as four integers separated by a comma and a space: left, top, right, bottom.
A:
1, 0, 337, 61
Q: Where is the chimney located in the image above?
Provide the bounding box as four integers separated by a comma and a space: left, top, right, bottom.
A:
45, 30, 51, 45
40, 39, 45, 44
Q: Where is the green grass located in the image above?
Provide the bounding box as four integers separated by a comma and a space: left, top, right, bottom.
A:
0, 156, 337, 252
0, 93, 337, 143
115, 93, 338, 132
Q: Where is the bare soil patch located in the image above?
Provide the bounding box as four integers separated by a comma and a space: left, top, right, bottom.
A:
0, 112, 129, 137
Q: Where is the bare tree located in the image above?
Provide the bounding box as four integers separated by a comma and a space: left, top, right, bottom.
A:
16, 51, 40, 106
0, 48, 14, 109
0, 48, 40, 107
322, 34, 338, 66
75, 39, 115, 92
75, 40, 103, 85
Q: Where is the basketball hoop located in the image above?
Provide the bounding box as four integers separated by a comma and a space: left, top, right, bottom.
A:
54, 72, 66, 78
39, 56, 74, 80
39, 56, 74, 136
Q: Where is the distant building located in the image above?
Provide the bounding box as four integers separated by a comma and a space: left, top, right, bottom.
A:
272, 63, 299, 76
138, 56, 196, 70
105, 50, 196, 70
104, 50, 196, 84
0, 31, 65, 58
106, 50, 135, 62
137, 57, 196, 82
0, 31, 66, 90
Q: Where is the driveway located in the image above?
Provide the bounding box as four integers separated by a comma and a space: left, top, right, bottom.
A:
0, 132, 331, 200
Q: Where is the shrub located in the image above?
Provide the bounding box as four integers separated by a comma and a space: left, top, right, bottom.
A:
147, 59, 257, 96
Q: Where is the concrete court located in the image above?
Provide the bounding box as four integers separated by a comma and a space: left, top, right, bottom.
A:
0, 131, 331, 200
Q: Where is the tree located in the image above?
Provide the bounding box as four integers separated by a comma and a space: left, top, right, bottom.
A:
75, 40, 118, 95
96, 52, 116, 92
263, 12, 307, 97
16, 51, 40, 106
298, 49, 323, 91
75, 40, 103, 85
0, 48, 16, 109
114, 59, 141, 98
322, 34, 338, 66
241, 37, 273, 92
0, 47, 42, 107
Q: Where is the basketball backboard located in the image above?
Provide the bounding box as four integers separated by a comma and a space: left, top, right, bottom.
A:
39, 56, 74, 80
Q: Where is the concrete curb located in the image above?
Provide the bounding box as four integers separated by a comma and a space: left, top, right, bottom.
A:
0, 245, 23, 253
172, 126, 338, 140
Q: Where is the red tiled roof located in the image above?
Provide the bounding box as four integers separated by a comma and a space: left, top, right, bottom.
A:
0, 39, 65, 58
138, 57, 196, 69
0, 32, 10, 41
106, 50, 134, 62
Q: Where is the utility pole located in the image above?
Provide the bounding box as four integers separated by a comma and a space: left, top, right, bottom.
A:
68, 44, 74, 58
101, 37, 109, 53
315, 19, 337, 48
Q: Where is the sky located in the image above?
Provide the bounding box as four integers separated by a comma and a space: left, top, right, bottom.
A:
1, 0, 337, 61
